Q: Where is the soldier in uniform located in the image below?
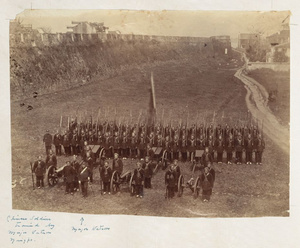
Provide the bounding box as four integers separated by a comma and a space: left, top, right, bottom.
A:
100, 161, 112, 195
172, 134, 180, 161
63, 161, 76, 195
43, 130, 52, 155
200, 166, 214, 202
130, 131, 138, 159
113, 131, 121, 156
112, 153, 123, 176
254, 134, 265, 164
201, 147, 213, 168
133, 161, 145, 198
78, 163, 90, 198
71, 155, 81, 191
138, 132, 147, 159
104, 131, 112, 158
146, 144, 154, 161
235, 132, 244, 164
147, 132, 155, 148
198, 134, 206, 151
79, 129, 87, 154
225, 133, 234, 164
53, 130, 62, 156
121, 131, 128, 158
62, 130, 71, 156
32, 156, 46, 188
206, 135, 215, 161
173, 159, 181, 194
142, 156, 154, 189
245, 133, 254, 164
86, 152, 94, 183
180, 134, 188, 162
164, 135, 172, 162
165, 165, 176, 199
215, 135, 224, 164
188, 135, 197, 162
71, 130, 79, 155
45, 149, 57, 169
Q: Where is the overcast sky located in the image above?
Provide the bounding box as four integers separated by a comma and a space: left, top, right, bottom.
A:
15, 9, 290, 46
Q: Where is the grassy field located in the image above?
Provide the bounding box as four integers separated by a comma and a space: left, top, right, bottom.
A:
247, 68, 290, 127
11, 52, 289, 217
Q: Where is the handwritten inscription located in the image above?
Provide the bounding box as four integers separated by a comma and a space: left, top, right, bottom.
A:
71, 217, 110, 233
7, 215, 55, 245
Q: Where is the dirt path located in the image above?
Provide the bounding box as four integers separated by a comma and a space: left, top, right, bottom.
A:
234, 62, 289, 154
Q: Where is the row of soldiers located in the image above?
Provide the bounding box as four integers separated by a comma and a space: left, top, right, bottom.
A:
44, 120, 265, 164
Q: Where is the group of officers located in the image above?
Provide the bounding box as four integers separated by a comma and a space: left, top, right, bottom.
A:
43, 118, 266, 165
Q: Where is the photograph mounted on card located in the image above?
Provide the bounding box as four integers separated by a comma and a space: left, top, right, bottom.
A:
10, 9, 290, 217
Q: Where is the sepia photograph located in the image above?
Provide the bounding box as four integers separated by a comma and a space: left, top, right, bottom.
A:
10, 9, 290, 218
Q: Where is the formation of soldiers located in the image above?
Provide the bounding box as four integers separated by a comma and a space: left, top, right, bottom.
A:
46, 116, 265, 165
32, 114, 266, 200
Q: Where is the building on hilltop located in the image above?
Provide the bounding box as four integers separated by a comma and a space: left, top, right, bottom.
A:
67, 21, 109, 34
266, 24, 290, 63
238, 33, 261, 50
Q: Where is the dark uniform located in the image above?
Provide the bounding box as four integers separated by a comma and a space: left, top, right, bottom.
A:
32, 158, 46, 188
165, 166, 176, 199
201, 169, 214, 201
201, 149, 213, 168
215, 136, 224, 163
235, 134, 244, 164
226, 135, 234, 164
43, 131, 52, 155
100, 163, 112, 194
71, 158, 81, 191
53, 132, 62, 156
86, 155, 94, 183
245, 134, 254, 164
254, 135, 265, 164
63, 162, 76, 194
142, 159, 154, 189
133, 166, 145, 197
62, 131, 71, 156
78, 165, 90, 197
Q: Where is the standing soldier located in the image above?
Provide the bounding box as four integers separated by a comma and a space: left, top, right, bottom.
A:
138, 132, 147, 159
235, 132, 244, 164
198, 134, 206, 151
180, 134, 188, 162
165, 165, 176, 199
215, 135, 224, 164
201, 166, 214, 202
133, 162, 145, 198
112, 153, 124, 178
254, 134, 265, 165
130, 131, 138, 159
104, 131, 112, 158
121, 131, 128, 159
71, 130, 79, 155
71, 155, 81, 191
63, 161, 76, 195
206, 135, 215, 161
100, 161, 112, 195
173, 159, 181, 194
188, 135, 197, 162
62, 130, 71, 156
172, 134, 180, 161
147, 132, 155, 148
245, 133, 254, 164
45, 149, 57, 169
113, 131, 121, 156
201, 147, 213, 168
79, 129, 87, 154
78, 163, 90, 198
226, 133, 234, 164
53, 130, 62, 156
86, 152, 94, 183
142, 156, 154, 189
32, 156, 46, 189
164, 135, 172, 162
43, 130, 52, 155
